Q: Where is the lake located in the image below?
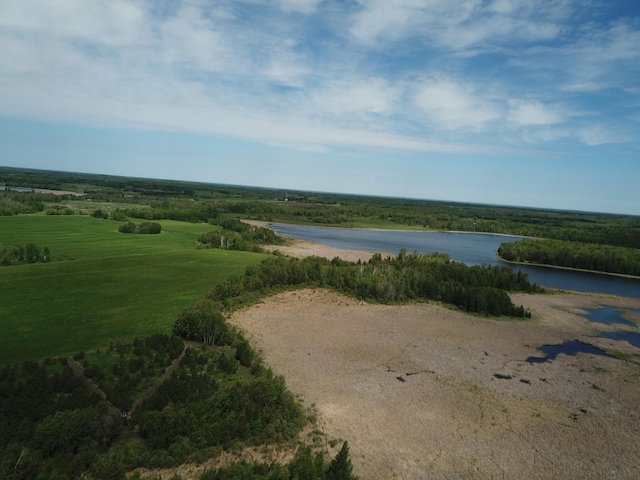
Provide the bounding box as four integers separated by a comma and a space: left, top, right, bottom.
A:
270, 224, 640, 299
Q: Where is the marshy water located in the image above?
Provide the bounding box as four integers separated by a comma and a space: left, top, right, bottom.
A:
528, 307, 639, 363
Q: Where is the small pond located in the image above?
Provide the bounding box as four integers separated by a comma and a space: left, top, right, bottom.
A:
600, 331, 640, 349
584, 307, 637, 328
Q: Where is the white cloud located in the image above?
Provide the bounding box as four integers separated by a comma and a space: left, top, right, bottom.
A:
577, 126, 634, 146
413, 78, 499, 130
311, 78, 401, 117
161, 6, 229, 72
0, 0, 637, 160
349, 0, 565, 51
508, 100, 563, 126
0, 0, 149, 47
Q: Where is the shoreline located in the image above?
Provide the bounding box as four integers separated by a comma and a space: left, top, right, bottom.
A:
248, 220, 639, 281
496, 253, 640, 280
264, 220, 534, 239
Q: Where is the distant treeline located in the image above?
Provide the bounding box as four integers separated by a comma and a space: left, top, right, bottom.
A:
203, 253, 538, 318
0, 243, 50, 266
498, 239, 640, 277
121, 199, 640, 249
3, 168, 640, 249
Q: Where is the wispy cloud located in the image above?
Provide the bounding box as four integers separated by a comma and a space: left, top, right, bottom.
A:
508, 100, 563, 126
413, 77, 500, 130
0, 0, 638, 155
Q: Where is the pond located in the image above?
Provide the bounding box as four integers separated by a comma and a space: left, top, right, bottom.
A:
584, 307, 637, 328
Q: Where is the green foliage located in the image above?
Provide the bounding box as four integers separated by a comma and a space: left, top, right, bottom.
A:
0, 359, 119, 479
134, 347, 306, 466
118, 221, 162, 234
0, 189, 46, 215
92, 209, 109, 219
0, 242, 49, 266
197, 219, 286, 253
173, 300, 230, 346
326, 442, 357, 480
499, 239, 640, 276
83, 334, 184, 411
110, 208, 128, 221
45, 205, 74, 215
204, 254, 537, 318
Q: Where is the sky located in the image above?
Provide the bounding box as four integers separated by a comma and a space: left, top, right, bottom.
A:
0, 1, 639, 215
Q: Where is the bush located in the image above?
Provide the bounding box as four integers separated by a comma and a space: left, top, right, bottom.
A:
118, 222, 161, 234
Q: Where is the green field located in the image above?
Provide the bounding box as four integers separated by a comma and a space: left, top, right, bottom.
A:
0, 214, 268, 364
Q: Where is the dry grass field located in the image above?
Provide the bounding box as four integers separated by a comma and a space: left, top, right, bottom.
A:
229, 284, 640, 479
137, 236, 640, 479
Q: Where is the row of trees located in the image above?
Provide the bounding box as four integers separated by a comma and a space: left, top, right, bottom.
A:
92, 208, 128, 221
0, 243, 50, 266
118, 221, 162, 234
197, 218, 286, 253
498, 239, 640, 277
203, 253, 538, 318
45, 205, 74, 215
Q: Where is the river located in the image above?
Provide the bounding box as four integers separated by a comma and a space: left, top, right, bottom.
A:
270, 224, 640, 300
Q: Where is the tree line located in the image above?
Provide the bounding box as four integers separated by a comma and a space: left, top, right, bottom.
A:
4, 168, 640, 249
0, 243, 50, 266
203, 252, 538, 318
498, 239, 640, 277
197, 218, 286, 253
118, 221, 162, 234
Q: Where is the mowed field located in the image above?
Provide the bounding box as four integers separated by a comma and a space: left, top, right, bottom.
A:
0, 214, 268, 365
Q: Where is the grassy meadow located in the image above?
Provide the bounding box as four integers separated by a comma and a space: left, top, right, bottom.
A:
0, 214, 268, 365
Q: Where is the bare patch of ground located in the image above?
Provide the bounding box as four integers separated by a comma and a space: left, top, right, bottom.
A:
230, 289, 640, 479
243, 220, 386, 263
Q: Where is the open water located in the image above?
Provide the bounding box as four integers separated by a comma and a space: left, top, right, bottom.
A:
270, 224, 640, 299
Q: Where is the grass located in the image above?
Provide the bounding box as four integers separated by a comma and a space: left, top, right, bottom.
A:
0, 214, 268, 365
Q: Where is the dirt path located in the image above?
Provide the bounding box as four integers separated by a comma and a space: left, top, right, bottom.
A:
129, 346, 188, 416
229, 289, 640, 479
66, 357, 110, 402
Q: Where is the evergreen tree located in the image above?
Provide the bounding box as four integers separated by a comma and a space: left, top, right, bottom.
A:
326, 442, 357, 480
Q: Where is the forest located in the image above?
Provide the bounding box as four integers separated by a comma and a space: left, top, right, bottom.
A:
0, 330, 356, 480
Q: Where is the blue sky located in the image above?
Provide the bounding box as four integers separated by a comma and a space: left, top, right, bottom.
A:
1, 0, 639, 214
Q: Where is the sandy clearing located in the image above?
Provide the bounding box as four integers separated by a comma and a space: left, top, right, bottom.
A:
243, 220, 387, 263
230, 289, 640, 479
